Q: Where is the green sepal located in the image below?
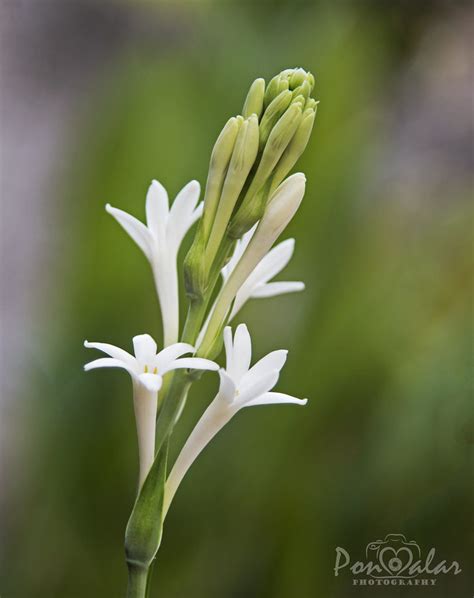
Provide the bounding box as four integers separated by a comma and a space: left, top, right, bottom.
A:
125, 442, 168, 570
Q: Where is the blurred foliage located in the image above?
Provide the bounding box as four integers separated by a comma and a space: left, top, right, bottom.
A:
1, 1, 472, 597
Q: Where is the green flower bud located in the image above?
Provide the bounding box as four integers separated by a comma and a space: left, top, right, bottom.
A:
205, 114, 259, 266
242, 78, 265, 119
198, 173, 306, 358
291, 79, 312, 100
255, 102, 303, 187
289, 67, 308, 88
184, 225, 207, 300
201, 116, 241, 241
270, 104, 317, 193
259, 89, 292, 150
227, 184, 268, 240
229, 103, 303, 236
291, 94, 306, 111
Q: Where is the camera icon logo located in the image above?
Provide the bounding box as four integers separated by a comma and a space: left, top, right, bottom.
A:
366, 534, 421, 578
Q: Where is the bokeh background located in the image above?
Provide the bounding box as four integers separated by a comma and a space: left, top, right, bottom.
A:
1, 1, 472, 597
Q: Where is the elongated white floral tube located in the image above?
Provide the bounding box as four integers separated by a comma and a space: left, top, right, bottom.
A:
164, 324, 307, 517
163, 395, 234, 517
132, 381, 159, 491
197, 173, 306, 356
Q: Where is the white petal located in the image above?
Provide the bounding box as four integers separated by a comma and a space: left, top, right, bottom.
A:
221, 225, 257, 281
84, 357, 136, 376
237, 369, 280, 406
84, 340, 136, 367
245, 392, 308, 407
251, 281, 305, 298
106, 204, 153, 261
154, 342, 194, 371
229, 324, 252, 382
133, 334, 158, 363
146, 180, 169, 239
223, 326, 234, 372
252, 239, 296, 284
168, 180, 201, 238
218, 369, 237, 403
138, 372, 163, 392
225, 237, 297, 321
241, 350, 288, 392
163, 357, 219, 374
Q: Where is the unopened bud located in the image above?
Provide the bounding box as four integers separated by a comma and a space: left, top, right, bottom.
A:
259, 90, 292, 149
227, 184, 268, 239
201, 116, 241, 240
197, 174, 306, 358
184, 225, 207, 300
242, 78, 265, 119
205, 115, 259, 266
290, 68, 308, 88
230, 103, 303, 234
260, 173, 306, 240
263, 74, 290, 108
291, 79, 312, 100
270, 105, 317, 192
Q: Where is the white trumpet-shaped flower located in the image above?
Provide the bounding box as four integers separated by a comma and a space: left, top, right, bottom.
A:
196, 229, 305, 346
84, 334, 218, 489
106, 180, 203, 346
164, 324, 307, 515
197, 173, 306, 356
222, 225, 304, 319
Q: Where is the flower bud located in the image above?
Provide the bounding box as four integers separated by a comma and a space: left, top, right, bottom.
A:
242, 78, 265, 119
201, 116, 241, 241
184, 225, 207, 300
197, 174, 306, 357
291, 79, 312, 100
257, 173, 306, 241
264, 74, 289, 108
289, 68, 308, 88
205, 114, 259, 266
270, 104, 317, 193
228, 103, 303, 236
259, 89, 293, 150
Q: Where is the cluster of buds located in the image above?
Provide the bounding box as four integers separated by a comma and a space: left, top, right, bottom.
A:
184, 68, 317, 306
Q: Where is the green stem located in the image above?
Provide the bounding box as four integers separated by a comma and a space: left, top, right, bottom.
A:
127, 563, 148, 598
145, 560, 155, 598
181, 298, 208, 345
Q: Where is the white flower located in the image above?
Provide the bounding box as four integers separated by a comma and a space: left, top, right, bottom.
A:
164, 324, 306, 515
106, 179, 203, 346
222, 225, 304, 319
197, 228, 305, 346
84, 334, 218, 489
197, 173, 306, 355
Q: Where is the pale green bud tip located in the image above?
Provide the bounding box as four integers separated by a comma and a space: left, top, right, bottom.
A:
242, 78, 265, 118
212, 117, 239, 157
264, 68, 315, 108
230, 115, 259, 174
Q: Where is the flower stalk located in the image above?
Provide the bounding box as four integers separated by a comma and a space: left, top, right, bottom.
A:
83, 67, 317, 598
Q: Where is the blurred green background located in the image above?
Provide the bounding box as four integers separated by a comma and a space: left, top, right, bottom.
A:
1, 1, 472, 597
